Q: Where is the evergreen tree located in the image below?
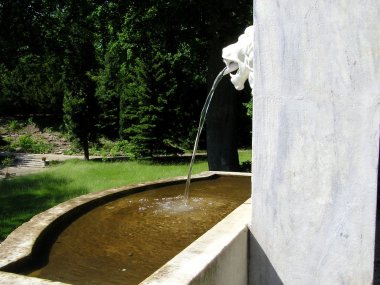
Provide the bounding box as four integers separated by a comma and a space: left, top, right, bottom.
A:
0, 0, 65, 115
95, 49, 122, 139
0, 0, 252, 159
119, 57, 158, 157
60, 1, 99, 160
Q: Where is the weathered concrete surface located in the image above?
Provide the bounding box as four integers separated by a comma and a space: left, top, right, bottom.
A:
141, 198, 251, 285
0, 272, 66, 285
250, 0, 380, 284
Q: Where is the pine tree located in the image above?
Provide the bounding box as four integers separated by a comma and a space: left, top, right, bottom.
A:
61, 1, 99, 160
119, 58, 154, 157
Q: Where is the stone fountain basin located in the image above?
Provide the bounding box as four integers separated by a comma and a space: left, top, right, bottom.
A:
0, 171, 251, 285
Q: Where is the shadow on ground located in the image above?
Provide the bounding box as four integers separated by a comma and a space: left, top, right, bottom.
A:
0, 174, 87, 241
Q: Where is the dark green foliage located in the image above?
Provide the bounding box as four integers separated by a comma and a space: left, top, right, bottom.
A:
59, 1, 100, 160
63, 89, 95, 160
0, 0, 252, 158
95, 58, 121, 139
119, 57, 152, 157
0, 55, 64, 115
244, 98, 253, 118
94, 2, 212, 157
8, 134, 53, 153
0, 135, 6, 147
0, 0, 44, 68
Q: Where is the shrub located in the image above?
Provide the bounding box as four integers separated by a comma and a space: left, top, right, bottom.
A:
11, 135, 53, 154
8, 120, 23, 133
1, 157, 14, 169
90, 139, 132, 157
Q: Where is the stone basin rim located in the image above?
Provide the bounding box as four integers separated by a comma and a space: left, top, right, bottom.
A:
0, 171, 251, 272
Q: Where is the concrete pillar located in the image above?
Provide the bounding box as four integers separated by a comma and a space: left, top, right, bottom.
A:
250, 1, 380, 284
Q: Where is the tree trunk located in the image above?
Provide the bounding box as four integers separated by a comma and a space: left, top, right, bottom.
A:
83, 139, 90, 161
206, 41, 240, 171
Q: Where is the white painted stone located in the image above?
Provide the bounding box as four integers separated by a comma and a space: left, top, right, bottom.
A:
250, 0, 380, 284
222, 25, 254, 90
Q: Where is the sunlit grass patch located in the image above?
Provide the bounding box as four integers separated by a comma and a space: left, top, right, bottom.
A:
0, 159, 207, 240
0, 151, 251, 241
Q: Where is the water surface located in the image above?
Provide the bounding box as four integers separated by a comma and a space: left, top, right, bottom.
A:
24, 176, 250, 285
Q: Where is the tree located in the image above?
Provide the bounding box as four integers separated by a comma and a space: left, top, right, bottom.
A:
95, 45, 123, 139
119, 57, 153, 157
96, 2, 209, 157
0, 0, 65, 116
0, 0, 45, 69
60, 1, 99, 160
0, 0, 252, 160
92, 1, 132, 139
202, 0, 252, 171
63, 42, 98, 160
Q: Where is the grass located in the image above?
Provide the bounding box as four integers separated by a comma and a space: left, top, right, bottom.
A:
0, 150, 251, 241
238, 149, 252, 163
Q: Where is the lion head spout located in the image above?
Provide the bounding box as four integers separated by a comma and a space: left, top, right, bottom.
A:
222, 26, 254, 91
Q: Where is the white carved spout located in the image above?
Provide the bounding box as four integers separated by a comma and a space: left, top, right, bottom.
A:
222, 25, 254, 91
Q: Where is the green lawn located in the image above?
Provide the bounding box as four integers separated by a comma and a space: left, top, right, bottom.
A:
0, 151, 251, 241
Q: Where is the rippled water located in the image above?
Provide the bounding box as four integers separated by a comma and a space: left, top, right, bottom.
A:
23, 176, 250, 285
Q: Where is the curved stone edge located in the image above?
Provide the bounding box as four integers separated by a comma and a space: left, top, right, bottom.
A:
0, 171, 251, 284
0, 171, 225, 269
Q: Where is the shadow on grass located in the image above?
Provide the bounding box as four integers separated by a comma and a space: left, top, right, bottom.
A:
77, 154, 207, 165
150, 154, 208, 165
0, 173, 88, 241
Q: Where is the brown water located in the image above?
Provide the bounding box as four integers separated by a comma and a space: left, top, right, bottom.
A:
25, 176, 250, 285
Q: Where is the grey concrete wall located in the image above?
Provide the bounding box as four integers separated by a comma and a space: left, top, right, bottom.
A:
189, 227, 248, 285
250, 0, 380, 284
141, 198, 251, 285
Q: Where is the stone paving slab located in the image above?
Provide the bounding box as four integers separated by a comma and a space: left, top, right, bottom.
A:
0, 153, 93, 179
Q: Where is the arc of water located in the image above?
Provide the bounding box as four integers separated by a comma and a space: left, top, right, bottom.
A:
184, 66, 228, 202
